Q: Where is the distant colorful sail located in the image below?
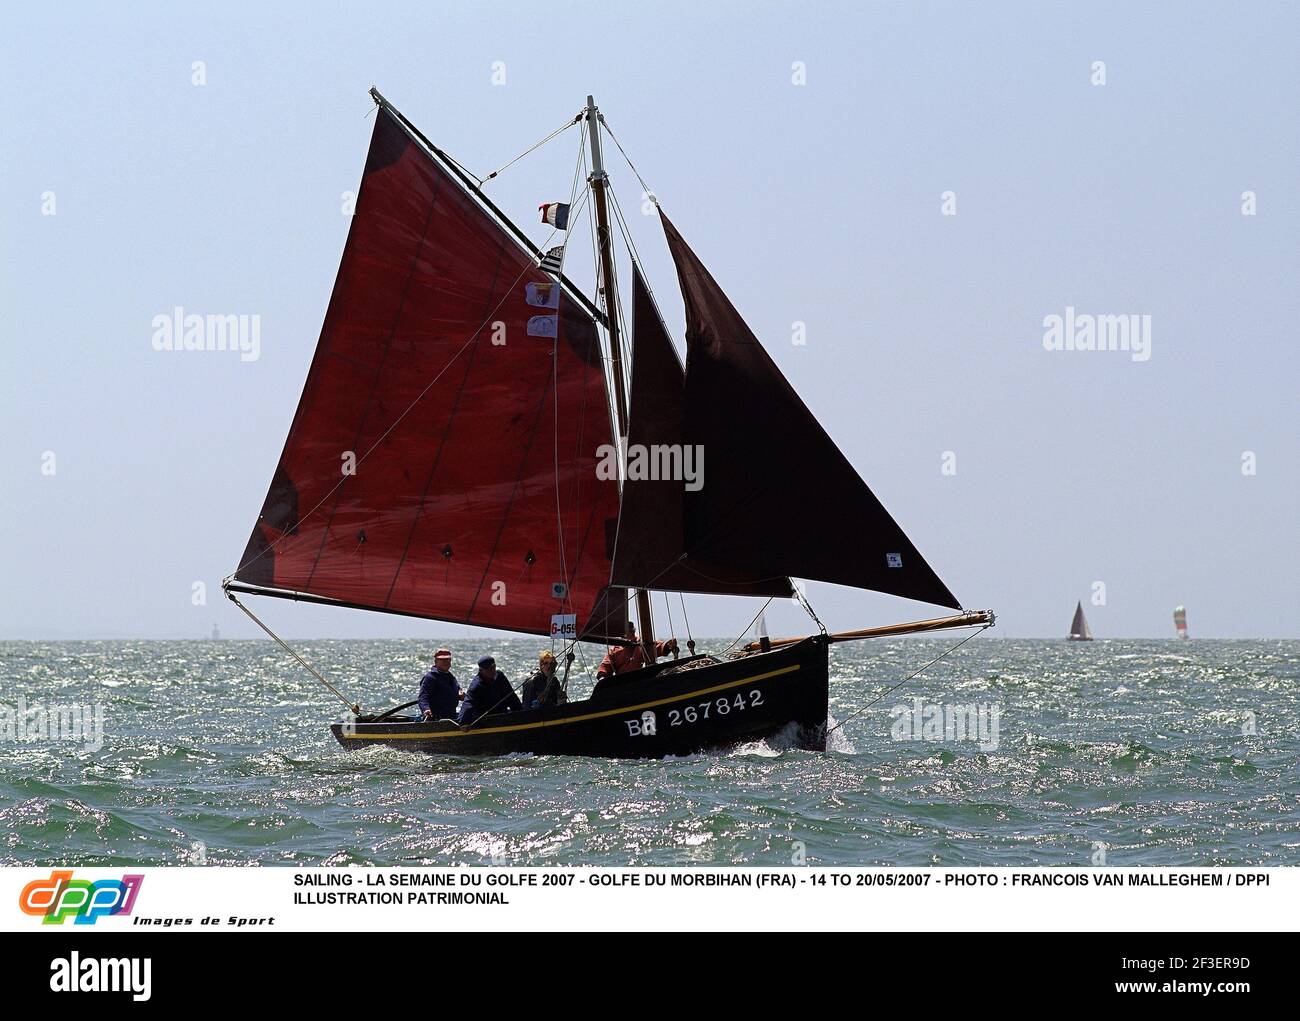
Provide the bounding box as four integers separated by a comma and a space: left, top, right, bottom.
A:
1174, 605, 1188, 639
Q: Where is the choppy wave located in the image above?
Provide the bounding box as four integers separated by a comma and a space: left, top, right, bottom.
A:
0, 639, 1296, 866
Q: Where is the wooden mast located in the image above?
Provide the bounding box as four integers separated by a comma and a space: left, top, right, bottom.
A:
586, 95, 656, 657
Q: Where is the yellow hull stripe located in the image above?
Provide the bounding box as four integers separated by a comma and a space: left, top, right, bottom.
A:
341, 663, 804, 740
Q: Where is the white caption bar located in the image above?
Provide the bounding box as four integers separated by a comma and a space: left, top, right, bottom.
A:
2, 867, 1293, 932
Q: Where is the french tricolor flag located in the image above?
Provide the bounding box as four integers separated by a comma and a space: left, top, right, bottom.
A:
539, 202, 570, 230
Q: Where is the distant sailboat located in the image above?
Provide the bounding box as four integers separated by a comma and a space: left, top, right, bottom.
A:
1068, 601, 1093, 641
1174, 605, 1188, 640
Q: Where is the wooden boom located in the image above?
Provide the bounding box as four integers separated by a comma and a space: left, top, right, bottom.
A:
742, 609, 995, 651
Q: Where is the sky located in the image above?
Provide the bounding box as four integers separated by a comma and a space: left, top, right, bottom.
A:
1, 1, 1296, 640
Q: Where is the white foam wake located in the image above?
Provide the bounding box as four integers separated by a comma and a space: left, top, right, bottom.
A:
825, 714, 857, 755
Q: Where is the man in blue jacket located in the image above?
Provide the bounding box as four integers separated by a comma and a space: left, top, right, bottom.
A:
418, 649, 462, 721
457, 655, 522, 725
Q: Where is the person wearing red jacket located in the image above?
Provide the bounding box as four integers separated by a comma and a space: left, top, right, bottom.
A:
596, 622, 678, 680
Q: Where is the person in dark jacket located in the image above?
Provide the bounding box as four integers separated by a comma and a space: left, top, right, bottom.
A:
520, 650, 566, 709
456, 655, 522, 725
418, 648, 463, 721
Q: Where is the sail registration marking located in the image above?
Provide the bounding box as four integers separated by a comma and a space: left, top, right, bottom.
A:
345, 663, 803, 740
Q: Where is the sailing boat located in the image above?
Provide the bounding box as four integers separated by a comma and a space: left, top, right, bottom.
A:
1174, 605, 1189, 639
222, 89, 992, 759
1067, 601, 1093, 641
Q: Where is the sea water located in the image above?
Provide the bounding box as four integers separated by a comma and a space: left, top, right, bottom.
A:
0, 639, 1295, 866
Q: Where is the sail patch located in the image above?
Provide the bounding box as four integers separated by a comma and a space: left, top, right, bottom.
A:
525, 281, 561, 308
527, 314, 558, 338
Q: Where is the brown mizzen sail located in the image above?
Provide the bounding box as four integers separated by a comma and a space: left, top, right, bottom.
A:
609, 265, 793, 597
658, 212, 961, 610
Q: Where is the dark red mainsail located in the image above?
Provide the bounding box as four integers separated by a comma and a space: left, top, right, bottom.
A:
610, 266, 792, 598
659, 212, 961, 609
235, 106, 625, 638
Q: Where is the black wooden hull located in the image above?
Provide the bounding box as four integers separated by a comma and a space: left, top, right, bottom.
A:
330, 636, 828, 759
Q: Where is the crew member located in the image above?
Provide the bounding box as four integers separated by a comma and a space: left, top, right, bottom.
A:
596, 622, 678, 680
418, 649, 462, 721
457, 655, 522, 725
521, 650, 566, 708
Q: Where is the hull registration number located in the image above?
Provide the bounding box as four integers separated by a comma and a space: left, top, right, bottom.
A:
624, 689, 765, 737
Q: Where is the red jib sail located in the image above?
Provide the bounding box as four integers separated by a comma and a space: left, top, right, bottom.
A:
235, 106, 625, 639
610, 265, 793, 598
659, 211, 961, 609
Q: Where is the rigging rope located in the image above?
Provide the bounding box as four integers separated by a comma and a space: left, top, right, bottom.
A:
824, 624, 993, 736
607, 183, 677, 344
678, 592, 694, 648
225, 589, 361, 714
721, 598, 775, 657
599, 114, 657, 207
793, 584, 827, 634
482, 113, 581, 186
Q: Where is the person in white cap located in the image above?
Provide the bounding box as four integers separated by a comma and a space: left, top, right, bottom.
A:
419, 648, 462, 721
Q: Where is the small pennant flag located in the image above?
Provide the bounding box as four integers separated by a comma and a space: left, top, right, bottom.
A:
527, 314, 558, 338
539, 202, 570, 230
538, 246, 564, 275
525, 281, 561, 309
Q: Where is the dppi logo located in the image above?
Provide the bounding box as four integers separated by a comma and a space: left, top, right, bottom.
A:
19, 870, 143, 925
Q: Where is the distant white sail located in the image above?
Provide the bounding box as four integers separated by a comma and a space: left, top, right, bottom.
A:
1069, 601, 1093, 641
